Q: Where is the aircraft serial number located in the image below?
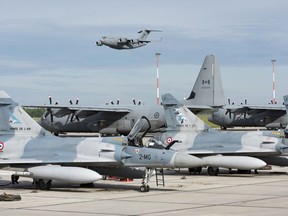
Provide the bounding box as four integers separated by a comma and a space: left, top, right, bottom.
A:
139, 154, 151, 160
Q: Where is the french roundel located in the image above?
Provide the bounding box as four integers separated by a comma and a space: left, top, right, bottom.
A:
166, 137, 173, 144
0, 142, 4, 151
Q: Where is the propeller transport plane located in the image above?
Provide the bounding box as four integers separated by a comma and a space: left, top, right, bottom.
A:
208, 102, 287, 130
151, 93, 288, 176
27, 54, 225, 136
0, 91, 206, 192
95, 29, 162, 50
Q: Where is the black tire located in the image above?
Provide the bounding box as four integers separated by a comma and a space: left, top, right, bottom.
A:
36, 179, 52, 190
139, 185, 149, 192
207, 166, 219, 176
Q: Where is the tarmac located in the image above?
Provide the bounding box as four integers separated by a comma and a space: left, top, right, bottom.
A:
1, 167, 288, 216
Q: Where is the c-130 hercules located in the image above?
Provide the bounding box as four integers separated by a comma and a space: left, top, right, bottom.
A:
29, 54, 225, 136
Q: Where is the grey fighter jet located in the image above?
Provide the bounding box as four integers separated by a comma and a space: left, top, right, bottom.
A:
30, 54, 225, 136
95, 29, 161, 50
151, 93, 288, 175
0, 91, 205, 192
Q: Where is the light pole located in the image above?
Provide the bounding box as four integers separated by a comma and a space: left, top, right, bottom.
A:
271, 59, 276, 104
156, 53, 161, 105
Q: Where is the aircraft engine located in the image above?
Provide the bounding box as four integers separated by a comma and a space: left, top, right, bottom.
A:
96, 41, 103, 46
130, 39, 139, 44
118, 38, 128, 43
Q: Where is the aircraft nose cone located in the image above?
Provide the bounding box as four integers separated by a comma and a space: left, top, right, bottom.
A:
173, 152, 205, 168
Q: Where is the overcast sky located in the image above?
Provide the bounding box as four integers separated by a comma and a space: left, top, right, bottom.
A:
1, 0, 288, 106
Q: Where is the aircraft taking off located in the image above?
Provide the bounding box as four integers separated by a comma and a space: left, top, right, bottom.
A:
28, 54, 225, 136
95, 29, 161, 50
0, 91, 204, 192
151, 93, 288, 175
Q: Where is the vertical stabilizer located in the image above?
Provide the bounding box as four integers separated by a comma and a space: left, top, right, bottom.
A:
138, 29, 151, 40
185, 54, 225, 107
162, 93, 211, 131
0, 90, 45, 135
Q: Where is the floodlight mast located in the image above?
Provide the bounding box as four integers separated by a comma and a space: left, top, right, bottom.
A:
271, 59, 276, 104
156, 53, 161, 105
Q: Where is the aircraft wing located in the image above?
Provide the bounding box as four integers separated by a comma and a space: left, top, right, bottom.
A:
138, 40, 151, 43
24, 105, 132, 118
225, 104, 286, 115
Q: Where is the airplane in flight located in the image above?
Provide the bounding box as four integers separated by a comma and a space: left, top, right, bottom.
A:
95, 29, 161, 50
0, 90, 205, 192
150, 93, 288, 176
208, 102, 287, 130
28, 54, 225, 136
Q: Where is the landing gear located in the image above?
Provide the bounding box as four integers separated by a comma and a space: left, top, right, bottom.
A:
207, 166, 219, 176
220, 126, 227, 130
35, 179, 52, 190
140, 185, 150, 192
139, 168, 153, 192
188, 167, 202, 175
11, 174, 19, 184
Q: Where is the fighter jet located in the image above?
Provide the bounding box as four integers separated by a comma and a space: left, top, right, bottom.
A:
151, 93, 288, 175
0, 91, 205, 192
208, 104, 286, 130
29, 54, 225, 136
95, 29, 161, 50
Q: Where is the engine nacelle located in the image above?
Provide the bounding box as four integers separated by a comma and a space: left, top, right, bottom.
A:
96, 41, 103, 46
130, 39, 139, 44
118, 37, 128, 43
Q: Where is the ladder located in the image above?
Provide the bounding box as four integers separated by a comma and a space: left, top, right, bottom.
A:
155, 168, 165, 187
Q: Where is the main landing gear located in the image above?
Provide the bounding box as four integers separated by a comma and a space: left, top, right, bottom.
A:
34, 179, 52, 190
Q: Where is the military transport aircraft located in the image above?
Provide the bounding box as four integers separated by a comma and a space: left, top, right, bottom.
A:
0, 91, 205, 192
29, 54, 225, 136
151, 93, 288, 176
208, 103, 287, 130
95, 29, 161, 50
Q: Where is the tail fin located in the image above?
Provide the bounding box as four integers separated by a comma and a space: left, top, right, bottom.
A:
137, 29, 161, 40
0, 90, 45, 135
162, 93, 211, 131
185, 54, 225, 107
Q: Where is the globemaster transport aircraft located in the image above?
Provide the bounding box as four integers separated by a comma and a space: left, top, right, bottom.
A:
95, 29, 161, 50
151, 93, 288, 176
0, 91, 205, 192
31, 54, 225, 136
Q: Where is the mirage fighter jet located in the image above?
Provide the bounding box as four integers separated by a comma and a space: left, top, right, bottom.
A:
95, 29, 161, 50
151, 93, 288, 176
0, 91, 204, 192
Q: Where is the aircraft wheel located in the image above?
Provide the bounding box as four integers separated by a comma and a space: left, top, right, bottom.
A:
188, 167, 202, 175
36, 179, 52, 190
220, 126, 227, 130
207, 166, 219, 176
139, 185, 150, 192
11, 174, 19, 184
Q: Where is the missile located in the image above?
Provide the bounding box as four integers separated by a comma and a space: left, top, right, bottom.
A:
202, 155, 266, 170
15, 165, 102, 183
